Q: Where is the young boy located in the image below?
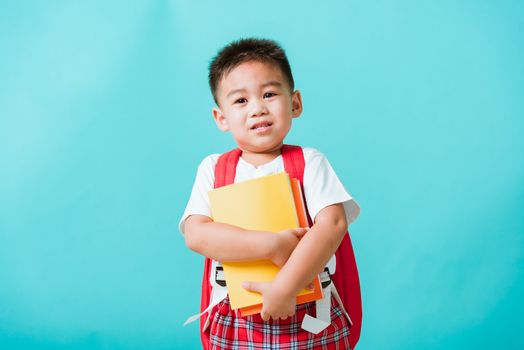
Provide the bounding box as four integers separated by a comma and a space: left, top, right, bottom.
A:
180, 38, 361, 349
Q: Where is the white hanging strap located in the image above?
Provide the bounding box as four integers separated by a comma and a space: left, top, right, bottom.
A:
316, 284, 332, 323
301, 262, 352, 334
183, 282, 227, 327
183, 260, 228, 329
301, 269, 331, 334
326, 254, 336, 275
302, 283, 331, 334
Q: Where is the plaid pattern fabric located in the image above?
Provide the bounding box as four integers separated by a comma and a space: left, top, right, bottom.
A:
209, 295, 351, 350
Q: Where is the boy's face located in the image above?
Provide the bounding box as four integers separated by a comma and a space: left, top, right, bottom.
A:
212, 60, 302, 154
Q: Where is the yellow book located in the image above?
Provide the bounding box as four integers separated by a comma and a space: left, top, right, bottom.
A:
209, 172, 321, 310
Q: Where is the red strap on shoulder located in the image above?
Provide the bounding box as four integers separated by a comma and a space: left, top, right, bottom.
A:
281, 144, 313, 227
215, 148, 242, 188
281, 144, 304, 183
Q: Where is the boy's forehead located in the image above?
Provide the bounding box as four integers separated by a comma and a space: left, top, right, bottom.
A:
218, 61, 288, 94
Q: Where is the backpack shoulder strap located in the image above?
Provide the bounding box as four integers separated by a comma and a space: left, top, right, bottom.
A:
281, 144, 305, 183
215, 148, 242, 188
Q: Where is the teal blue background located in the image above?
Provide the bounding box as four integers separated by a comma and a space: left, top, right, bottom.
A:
1, 1, 523, 349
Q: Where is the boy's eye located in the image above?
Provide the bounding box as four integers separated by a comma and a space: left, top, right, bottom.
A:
264, 92, 276, 98
234, 98, 247, 104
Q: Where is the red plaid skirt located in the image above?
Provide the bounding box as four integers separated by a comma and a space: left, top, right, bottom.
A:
208, 295, 352, 350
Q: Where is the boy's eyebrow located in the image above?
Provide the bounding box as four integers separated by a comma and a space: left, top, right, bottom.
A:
226, 88, 246, 98
261, 81, 283, 88
226, 81, 283, 98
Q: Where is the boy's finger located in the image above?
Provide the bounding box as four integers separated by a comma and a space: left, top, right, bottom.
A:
260, 311, 270, 321
242, 281, 262, 293
293, 228, 309, 237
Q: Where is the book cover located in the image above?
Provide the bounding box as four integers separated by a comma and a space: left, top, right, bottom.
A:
209, 172, 322, 312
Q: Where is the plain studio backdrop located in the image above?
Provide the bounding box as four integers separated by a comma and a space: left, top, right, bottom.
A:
1, 1, 523, 349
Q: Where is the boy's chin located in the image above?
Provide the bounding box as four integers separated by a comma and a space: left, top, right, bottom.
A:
239, 142, 284, 154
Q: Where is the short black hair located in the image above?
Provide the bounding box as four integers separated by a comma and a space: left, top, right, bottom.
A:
208, 38, 295, 104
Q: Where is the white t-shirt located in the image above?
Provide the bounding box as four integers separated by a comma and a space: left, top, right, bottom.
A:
179, 147, 360, 234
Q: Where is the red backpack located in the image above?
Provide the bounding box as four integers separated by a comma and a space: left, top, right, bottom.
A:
199, 145, 362, 349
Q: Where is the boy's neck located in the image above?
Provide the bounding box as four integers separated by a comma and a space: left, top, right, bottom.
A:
240, 148, 282, 168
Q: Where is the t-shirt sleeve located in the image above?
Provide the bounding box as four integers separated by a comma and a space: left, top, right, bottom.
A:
178, 154, 218, 235
303, 148, 361, 226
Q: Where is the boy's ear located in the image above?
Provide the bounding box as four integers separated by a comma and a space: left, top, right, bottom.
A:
291, 90, 303, 118
212, 107, 229, 131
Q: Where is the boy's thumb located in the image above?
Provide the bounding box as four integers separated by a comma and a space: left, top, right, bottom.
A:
294, 227, 309, 237
242, 281, 261, 293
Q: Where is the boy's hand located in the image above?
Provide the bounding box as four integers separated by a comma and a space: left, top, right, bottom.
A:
242, 281, 296, 321
270, 228, 309, 267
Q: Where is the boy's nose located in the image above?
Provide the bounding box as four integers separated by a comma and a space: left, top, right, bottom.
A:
249, 100, 268, 118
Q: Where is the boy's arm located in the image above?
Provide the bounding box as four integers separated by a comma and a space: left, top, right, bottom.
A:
184, 214, 307, 265
243, 203, 354, 320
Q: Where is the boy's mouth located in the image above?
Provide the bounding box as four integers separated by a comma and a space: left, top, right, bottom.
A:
250, 121, 273, 131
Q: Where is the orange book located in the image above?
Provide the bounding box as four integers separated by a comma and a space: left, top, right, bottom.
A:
291, 178, 309, 228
